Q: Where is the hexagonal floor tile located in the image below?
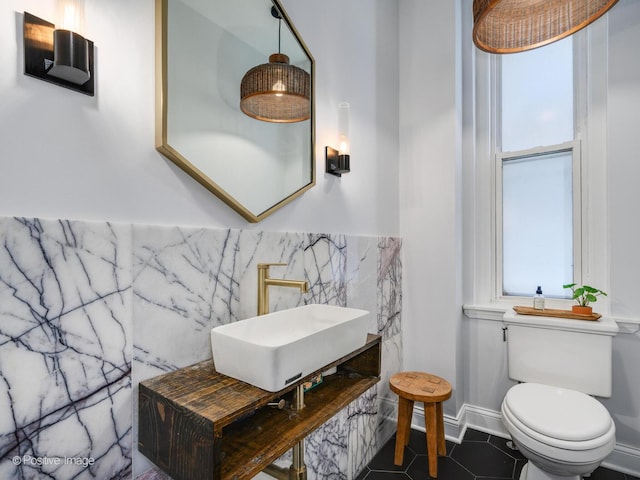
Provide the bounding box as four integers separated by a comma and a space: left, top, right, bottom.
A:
367, 434, 416, 472
359, 471, 412, 480
406, 455, 474, 480
488, 435, 527, 461
450, 441, 515, 478
406, 429, 456, 457
589, 467, 633, 480
358, 428, 635, 480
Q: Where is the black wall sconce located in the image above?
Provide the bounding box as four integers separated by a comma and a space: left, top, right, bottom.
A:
23, 1, 94, 96
326, 102, 351, 177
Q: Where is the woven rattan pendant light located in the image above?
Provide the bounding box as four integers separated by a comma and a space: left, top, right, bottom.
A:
240, 6, 310, 123
473, 0, 619, 54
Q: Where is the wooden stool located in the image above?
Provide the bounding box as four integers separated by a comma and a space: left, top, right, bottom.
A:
390, 371, 452, 478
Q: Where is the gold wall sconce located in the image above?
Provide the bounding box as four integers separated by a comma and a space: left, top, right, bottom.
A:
240, 6, 310, 123
326, 102, 350, 177
23, 0, 94, 96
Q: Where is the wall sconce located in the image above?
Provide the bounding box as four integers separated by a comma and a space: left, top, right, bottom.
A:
23, 0, 94, 96
325, 102, 350, 177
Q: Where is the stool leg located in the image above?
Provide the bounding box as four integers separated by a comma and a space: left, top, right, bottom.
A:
394, 396, 414, 465
424, 402, 438, 478
436, 401, 446, 456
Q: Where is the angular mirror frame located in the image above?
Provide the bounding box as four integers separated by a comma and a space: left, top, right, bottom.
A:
155, 0, 315, 223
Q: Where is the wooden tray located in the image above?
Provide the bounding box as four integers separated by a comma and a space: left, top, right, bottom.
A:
513, 306, 601, 321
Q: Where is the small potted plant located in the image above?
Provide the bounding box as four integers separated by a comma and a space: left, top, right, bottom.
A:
562, 283, 607, 315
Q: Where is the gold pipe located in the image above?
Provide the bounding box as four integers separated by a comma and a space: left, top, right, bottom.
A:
257, 263, 308, 479
290, 448, 307, 480
260, 326, 309, 480
257, 263, 308, 316
290, 385, 307, 480
263, 464, 289, 480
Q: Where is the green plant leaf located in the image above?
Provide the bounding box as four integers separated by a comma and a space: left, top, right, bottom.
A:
563, 283, 606, 305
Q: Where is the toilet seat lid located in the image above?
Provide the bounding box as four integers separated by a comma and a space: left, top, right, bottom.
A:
504, 383, 612, 442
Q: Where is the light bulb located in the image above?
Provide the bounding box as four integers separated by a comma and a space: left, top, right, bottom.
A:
272, 79, 286, 97
338, 102, 350, 155
338, 136, 350, 156
56, 0, 85, 34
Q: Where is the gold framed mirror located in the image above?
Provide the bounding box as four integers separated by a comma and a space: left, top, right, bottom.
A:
156, 0, 315, 222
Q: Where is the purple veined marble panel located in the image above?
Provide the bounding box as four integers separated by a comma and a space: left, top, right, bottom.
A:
131, 225, 246, 477
375, 237, 403, 453
304, 407, 350, 480
302, 233, 348, 307
344, 235, 378, 337
0, 217, 401, 480
377, 237, 402, 340
132, 226, 244, 378
0, 217, 133, 480
348, 385, 379, 477
236, 230, 308, 319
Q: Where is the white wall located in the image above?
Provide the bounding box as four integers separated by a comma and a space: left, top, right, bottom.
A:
398, 0, 465, 417
601, 0, 640, 460
608, 0, 640, 323
0, 0, 399, 236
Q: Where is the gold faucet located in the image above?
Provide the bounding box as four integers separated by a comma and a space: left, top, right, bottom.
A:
257, 263, 308, 316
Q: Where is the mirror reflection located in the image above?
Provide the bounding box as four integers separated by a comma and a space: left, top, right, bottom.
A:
157, 0, 315, 222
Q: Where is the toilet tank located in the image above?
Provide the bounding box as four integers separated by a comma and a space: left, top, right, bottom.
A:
503, 310, 619, 397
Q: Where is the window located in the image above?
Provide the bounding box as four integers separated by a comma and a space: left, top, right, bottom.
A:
499, 148, 579, 297
494, 36, 581, 299
469, 13, 608, 308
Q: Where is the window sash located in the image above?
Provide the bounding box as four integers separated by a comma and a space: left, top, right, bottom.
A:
494, 141, 582, 300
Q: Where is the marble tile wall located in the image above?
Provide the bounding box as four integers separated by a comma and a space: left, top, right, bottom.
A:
0, 218, 133, 480
0, 216, 402, 480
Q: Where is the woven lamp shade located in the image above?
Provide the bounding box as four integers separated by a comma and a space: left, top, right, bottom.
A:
240, 53, 310, 123
473, 0, 619, 53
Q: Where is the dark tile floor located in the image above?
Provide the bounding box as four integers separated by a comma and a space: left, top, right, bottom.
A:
357, 428, 639, 480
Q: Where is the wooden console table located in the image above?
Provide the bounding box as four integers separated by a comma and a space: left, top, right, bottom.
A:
138, 334, 381, 480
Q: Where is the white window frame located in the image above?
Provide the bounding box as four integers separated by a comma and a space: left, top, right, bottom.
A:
495, 141, 583, 300
468, 17, 609, 309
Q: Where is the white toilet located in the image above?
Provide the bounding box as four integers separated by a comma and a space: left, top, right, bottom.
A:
502, 310, 619, 480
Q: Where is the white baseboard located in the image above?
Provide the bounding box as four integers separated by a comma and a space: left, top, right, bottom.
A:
407, 402, 509, 444
601, 442, 640, 478
457, 403, 510, 439
408, 401, 467, 443
398, 401, 639, 477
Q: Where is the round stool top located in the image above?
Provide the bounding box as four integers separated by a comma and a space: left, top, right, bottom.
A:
390, 371, 452, 403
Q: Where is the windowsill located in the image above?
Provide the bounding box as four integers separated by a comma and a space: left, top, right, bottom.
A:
610, 316, 640, 334
462, 304, 508, 322
463, 303, 640, 334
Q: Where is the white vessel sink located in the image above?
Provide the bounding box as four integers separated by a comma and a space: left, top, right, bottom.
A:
210, 304, 370, 392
